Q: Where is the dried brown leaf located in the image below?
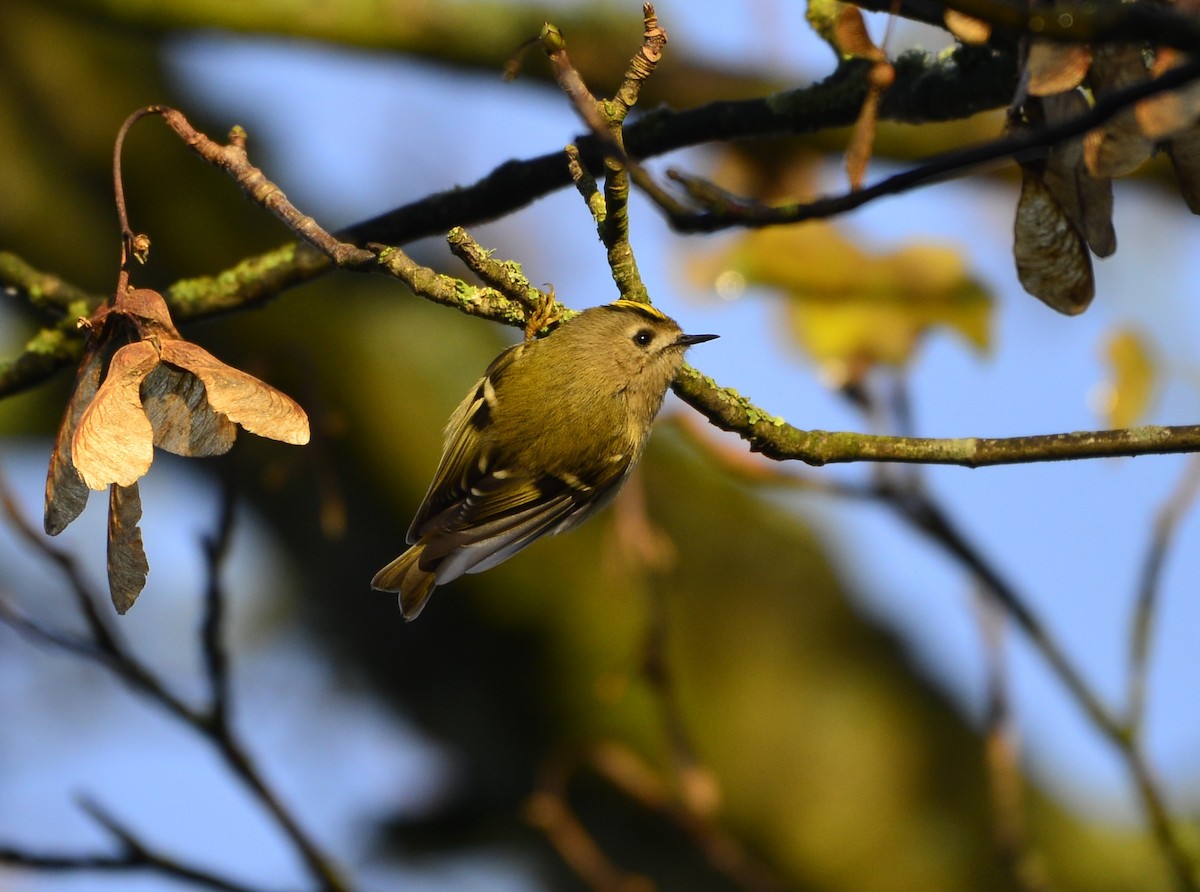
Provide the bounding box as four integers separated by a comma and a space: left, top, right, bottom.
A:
943, 9, 990, 45
160, 341, 310, 446
1086, 114, 1155, 177
1086, 43, 1155, 177
108, 482, 148, 614
1026, 41, 1091, 97
1137, 47, 1200, 140
1014, 168, 1094, 314
1040, 93, 1116, 257
141, 362, 238, 457
72, 341, 159, 490
44, 348, 104, 535
1090, 43, 1151, 93
118, 288, 180, 337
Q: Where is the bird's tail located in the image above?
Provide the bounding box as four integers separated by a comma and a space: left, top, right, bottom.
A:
371, 545, 437, 621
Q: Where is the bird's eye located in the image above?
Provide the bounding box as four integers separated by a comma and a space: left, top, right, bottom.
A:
632, 328, 654, 347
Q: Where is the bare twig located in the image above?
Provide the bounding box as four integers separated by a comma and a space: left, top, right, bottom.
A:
525, 752, 655, 892
1127, 752, 1198, 891
0, 472, 189, 719
672, 394, 1198, 889
937, 0, 1200, 48
0, 470, 352, 892
657, 56, 1200, 232
879, 484, 1196, 888
610, 474, 706, 806
975, 594, 1052, 891
672, 363, 1200, 468
0, 836, 278, 892
445, 226, 549, 319
537, 9, 664, 302
528, 742, 785, 892
201, 465, 237, 732
856, 417, 1197, 890
149, 107, 373, 268
79, 797, 286, 892
0, 251, 100, 317
368, 240, 536, 330
1127, 455, 1200, 735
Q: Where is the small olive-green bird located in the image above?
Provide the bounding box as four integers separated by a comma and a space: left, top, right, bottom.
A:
371, 299, 718, 620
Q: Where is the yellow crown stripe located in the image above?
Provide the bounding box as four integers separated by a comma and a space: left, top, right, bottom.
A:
607, 299, 669, 322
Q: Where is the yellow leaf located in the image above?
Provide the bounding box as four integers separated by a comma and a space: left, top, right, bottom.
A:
1099, 329, 1157, 429
720, 225, 991, 374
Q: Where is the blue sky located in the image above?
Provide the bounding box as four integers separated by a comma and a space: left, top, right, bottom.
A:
4, 2, 1200, 889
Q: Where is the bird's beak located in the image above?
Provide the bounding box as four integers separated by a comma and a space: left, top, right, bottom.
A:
676, 332, 719, 347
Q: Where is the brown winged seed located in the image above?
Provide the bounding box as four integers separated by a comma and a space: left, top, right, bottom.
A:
44, 287, 309, 611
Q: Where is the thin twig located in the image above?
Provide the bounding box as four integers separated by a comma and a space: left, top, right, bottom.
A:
0, 471, 194, 723
937, 0, 1200, 48
975, 592, 1052, 891
0, 470, 121, 655
0, 841, 277, 892
674, 390, 1198, 889
201, 464, 237, 732
367, 240, 536, 329
152, 107, 373, 268
658, 56, 1200, 232
1127, 455, 1200, 736
672, 363, 1200, 468
1126, 751, 1198, 891
208, 733, 349, 891
611, 474, 702, 796
525, 749, 654, 892
587, 743, 784, 892
538, 13, 655, 302
528, 742, 785, 892
80, 797, 286, 892
873, 476, 1197, 889
886, 483, 1118, 739
0, 470, 352, 892
445, 226, 548, 317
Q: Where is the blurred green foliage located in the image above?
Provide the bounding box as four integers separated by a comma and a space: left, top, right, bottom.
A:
0, 1, 1180, 890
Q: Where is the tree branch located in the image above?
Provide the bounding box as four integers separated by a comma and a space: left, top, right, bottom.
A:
934, 0, 1200, 48
1126, 454, 1200, 735
4, 13, 1199, 476
1, 43, 1014, 399
0, 471, 351, 892
671, 365, 1200, 466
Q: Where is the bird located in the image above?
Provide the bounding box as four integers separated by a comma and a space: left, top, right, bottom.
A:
371, 299, 718, 620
